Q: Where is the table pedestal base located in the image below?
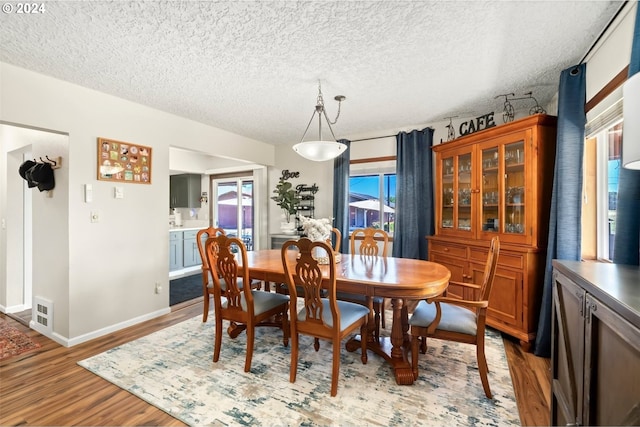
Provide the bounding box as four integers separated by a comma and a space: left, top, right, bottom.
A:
346, 335, 414, 384
345, 297, 415, 385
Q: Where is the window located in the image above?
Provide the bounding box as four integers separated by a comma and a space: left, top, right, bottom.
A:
349, 172, 396, 235
584, 119, 622, 262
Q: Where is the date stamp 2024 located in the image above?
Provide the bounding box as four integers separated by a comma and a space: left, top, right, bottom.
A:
2, 2, 46, 14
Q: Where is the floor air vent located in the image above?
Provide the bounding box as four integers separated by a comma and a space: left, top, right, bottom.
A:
33, 297, 53, 332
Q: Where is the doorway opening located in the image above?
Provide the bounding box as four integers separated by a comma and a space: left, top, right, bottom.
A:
212, 176, 254, 250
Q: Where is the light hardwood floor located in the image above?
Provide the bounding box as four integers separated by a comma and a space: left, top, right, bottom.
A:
0, 298, 551, 426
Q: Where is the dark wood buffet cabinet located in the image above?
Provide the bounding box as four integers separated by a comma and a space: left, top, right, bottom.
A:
428, 114, 557, 349
551, 260, 640, 426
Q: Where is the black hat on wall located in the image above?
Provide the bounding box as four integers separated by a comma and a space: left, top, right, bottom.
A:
18, 160, 38, 188
18, 160, 56, 192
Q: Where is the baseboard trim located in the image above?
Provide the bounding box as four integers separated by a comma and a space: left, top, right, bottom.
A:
30, 308, 172, 347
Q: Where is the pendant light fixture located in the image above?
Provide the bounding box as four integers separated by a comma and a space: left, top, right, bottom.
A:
622, 72, 640, 169
293, 81, 347, 162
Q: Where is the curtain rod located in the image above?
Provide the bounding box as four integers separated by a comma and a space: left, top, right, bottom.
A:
349, 134, 396, 143
578, 0, 628, 65
349, 127, 434, 143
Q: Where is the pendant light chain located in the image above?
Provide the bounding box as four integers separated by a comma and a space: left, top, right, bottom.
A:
299, 80, 343, 142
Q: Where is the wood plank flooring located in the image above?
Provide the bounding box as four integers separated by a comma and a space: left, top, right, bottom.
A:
0, 299, 550, 426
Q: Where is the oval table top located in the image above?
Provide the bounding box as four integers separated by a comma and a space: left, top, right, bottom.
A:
245, 249, 451, 299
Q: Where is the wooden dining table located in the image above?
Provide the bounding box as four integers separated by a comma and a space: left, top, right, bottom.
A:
244, 249, 451, 385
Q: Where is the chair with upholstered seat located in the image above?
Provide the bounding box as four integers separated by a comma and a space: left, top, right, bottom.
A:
409, 236, 500, 398
205, 234, 290, 372
281, 238, 369, 397
197, 226, 261, 322
336, 227, 388, 341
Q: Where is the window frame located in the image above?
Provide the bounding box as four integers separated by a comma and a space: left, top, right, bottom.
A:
349, 158, 396, 238
585, 117, 623, 262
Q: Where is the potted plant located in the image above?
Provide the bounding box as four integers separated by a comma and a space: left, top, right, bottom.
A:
271, 177, 300, 225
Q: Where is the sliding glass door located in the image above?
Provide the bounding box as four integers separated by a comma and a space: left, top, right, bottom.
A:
212, 177, 254, 250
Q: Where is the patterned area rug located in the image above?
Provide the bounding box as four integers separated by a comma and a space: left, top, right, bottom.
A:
0, 318, 41, 361
78, 311, 520, 426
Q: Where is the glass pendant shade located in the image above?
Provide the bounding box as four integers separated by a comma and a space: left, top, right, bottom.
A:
293, 140, 347, 162
623, 72, 640, 169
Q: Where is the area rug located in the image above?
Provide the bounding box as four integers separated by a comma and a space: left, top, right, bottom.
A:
0, 318, 41, 361
78, 312, 520, 426
170, 274, 203, 306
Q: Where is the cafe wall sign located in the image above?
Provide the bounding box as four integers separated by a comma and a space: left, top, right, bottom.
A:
458, 112, 497, 137
97, 137, 152, 184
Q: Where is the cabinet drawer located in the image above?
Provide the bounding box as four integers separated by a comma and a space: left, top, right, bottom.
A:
470, 247, 524, 269
430, 241, 467, 258
183, 230, 198, 239
170, 231, 183, 241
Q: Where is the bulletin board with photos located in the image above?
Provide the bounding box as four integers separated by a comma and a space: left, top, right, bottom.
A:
97, 137, 152, 184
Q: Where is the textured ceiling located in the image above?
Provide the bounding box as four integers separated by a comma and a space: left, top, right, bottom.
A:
0, 1, 623, 146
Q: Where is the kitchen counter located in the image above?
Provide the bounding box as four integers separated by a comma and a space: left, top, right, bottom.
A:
169, 227, 203, 232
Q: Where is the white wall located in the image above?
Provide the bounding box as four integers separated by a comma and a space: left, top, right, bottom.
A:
586, 1, 636, 121
0, 62, 276, 345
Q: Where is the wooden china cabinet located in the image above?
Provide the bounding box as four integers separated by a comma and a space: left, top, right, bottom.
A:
428, 114, 557, 350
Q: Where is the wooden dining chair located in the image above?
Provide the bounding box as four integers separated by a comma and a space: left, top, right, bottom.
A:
205, 234, 290, 372
327, 227, 341, 252
196, 227, 226, 322
281, 238, 369, 397
409, 236, 500, 398
197, 227, 262, 322
336, 227, 389, 341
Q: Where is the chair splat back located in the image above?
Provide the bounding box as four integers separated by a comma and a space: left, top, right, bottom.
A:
210, 234, 252, 313
291, 238, 337, 328
350, 227, 388, 256
197, 227, 225, 272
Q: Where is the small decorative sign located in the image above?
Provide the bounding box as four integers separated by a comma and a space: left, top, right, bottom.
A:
97, 137, 152, 184
458, 112, 496, 137
281, 169, 300, 180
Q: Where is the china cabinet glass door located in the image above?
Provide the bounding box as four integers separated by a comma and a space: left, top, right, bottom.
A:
504, 140, 525, 237
441, 156, 454, 230
481, 147, 500, 233
457, 153, 472, 231
439, 150, 473, 236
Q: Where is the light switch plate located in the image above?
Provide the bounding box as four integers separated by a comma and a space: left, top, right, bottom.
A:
114, 186, 124, 199
84, 184, 92, 203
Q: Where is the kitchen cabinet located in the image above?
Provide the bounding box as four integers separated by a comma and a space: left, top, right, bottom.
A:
169, 229, 203, 271
429, 114, 557, 349
182, 230, 201, 268
169, 231, 183, 271
551, 260, 640, 426
170, 174, 201, 208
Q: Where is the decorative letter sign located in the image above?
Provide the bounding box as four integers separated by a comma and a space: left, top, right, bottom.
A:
459, 112, 496, 137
